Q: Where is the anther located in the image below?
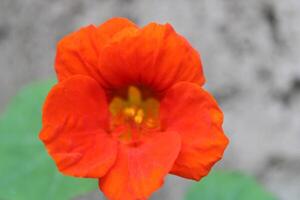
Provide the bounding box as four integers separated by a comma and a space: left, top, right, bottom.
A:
134, 109, 144, 124
123, 107, 136, 117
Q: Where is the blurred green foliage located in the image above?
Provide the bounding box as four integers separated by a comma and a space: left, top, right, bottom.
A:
0, 80, 97, 200
185, 171, 277, 200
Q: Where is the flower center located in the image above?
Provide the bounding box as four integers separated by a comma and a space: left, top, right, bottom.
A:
109, 86, 160, 142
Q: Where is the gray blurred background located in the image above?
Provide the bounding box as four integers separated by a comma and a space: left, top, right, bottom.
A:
1, 0, 300, 199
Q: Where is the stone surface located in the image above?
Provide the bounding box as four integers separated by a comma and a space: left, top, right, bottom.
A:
1, 0, 300, 199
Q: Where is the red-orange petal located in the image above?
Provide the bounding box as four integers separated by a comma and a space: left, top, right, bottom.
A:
39, 75, 117, 178
55, 17, 137, 82
96, 17, 137, 42
99, 131, 181, 200
98, 22, 205, 92
160, 82, 229, 181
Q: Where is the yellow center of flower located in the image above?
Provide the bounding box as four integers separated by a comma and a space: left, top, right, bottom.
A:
109, 86, 160, 142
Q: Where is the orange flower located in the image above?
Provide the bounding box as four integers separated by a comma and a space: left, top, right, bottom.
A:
39, 17, 229, 200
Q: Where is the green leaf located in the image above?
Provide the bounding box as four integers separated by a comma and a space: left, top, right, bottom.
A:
0, 80, 98, 200
185, 171, 277, 200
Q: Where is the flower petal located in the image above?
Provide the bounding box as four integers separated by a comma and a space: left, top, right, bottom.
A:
39, 75, 117, 178
160, 82, 229, 181
55, 17, 137, 82
98, 23, 205, 92
99, 131, 181, 200
97, 17, 137, 42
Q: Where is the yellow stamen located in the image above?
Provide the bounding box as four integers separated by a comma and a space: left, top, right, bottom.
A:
134, 109, 144, 124
128, 86, 142, 105
123, 107, 136, 117
109, 85, 160, 140
109, 97, 125, 116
